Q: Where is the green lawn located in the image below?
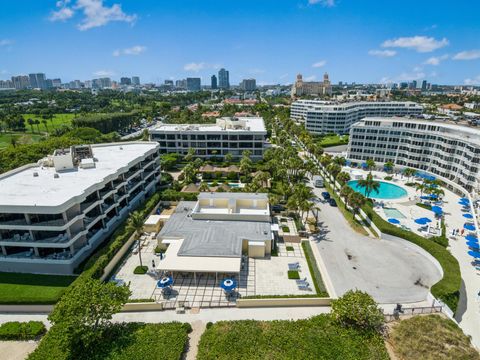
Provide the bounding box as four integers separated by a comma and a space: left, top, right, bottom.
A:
317, 135, 349, 148
0, 272, 76, 304
0, 132, 45, 148
197, 316, 389, 360
22, 113, 75, 134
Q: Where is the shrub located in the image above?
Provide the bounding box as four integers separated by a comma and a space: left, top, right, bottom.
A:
288, 270, 300, 279
182, 323, 193, 334
331, 290, 384, 331
133, 266, 148, 275
301, 241, 328, 296
384, 176, 393, 181
227, 172, 238, 180
282, 225, 290, 232
0, 321, 46, 340
159, 189, 198, 201
206, 322, 213, 329
154, 245, 164, 254
286, 246, 294, 251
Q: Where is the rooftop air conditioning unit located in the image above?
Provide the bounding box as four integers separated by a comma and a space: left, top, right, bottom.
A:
54, 173, 59, 179
33, 172, 39, 177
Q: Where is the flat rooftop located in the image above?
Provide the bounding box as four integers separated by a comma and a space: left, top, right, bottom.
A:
158, 201, 271, 258
157, 239, 241, 273
150, 116, 266, 133
0, 142, 158, 209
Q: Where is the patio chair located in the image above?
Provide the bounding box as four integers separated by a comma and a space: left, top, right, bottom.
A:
176, 300, 186, 314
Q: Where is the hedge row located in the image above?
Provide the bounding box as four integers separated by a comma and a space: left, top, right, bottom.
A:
159, 189, 198, 201
362, 204, 461, 312
72, 112, 139, 134
301, 241, 329, 297
0, 321, 46, 340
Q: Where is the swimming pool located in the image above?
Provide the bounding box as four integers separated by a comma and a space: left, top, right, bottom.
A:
348, 180, 408, 200
208, 182, 241, 188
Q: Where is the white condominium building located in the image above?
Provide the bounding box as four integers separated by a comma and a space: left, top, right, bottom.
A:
149, 117, 267, 159
347, 117, 480, 194
0, 142, 161, 274
291, 100, 423, 134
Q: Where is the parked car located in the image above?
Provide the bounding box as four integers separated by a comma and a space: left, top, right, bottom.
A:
328, 198, 337, 207
321, 192, 331, 200
272, 204, 286, 213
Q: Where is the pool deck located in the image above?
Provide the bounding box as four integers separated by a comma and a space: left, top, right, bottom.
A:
343, 168, 480, 349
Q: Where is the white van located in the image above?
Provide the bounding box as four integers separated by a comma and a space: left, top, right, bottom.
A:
313, 175, 324, 188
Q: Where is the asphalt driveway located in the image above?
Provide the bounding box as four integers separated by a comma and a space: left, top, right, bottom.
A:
308, 178, 442, 304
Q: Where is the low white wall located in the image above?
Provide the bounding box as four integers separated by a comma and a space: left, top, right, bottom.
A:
236, 297, 332, 308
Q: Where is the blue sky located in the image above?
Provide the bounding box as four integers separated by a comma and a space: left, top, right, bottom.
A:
1, 0, 480, 85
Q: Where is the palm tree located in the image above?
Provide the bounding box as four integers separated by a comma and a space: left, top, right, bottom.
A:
27, 118, 35, 133
333, 156, 346, 166
326, 163, 341, 188
347, 192, 366, 214
126, 211, 145, 268
415, 182, 427, 196
34, 119, 41, 133
225, 152, 233, 165
356, 172, 380, 199
41, 119, 49, 133
366, 158, 376, 171
384, 161, 394, 173
240, 150, 253, 175
199, 182, 209, 192
340, 185, 354, 204
403, 168, 416, 182
337, 171, 351, 186
184, 148, 195, 162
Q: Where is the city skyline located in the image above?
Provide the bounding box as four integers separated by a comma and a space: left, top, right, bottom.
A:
0, 0, 480, 85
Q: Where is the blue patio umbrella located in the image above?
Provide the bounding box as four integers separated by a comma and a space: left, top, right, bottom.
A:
465, 235, 478, 242
420, 195, 431, 200
467, 241, 480, 249
388, 218, 400, 224
415, 218, 429, 225
468, 250, 480, 258
463, 213, 474, 219
220, 278, 237, 292
431, 206, 443, 215
429, 194, 438, 199
157, 276, 173, 288
361, 162, 368, 168
460, 197, 470, 203
464, 223, 476, 231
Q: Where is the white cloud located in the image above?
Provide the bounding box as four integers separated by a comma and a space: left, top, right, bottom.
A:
304, 75, 316, 81
396, 71, 426, 81
382, 36, 449, 53
453, 50, 480, 60
464, 75, 480, 85
49, 0, 137, 31
312, 60, 327, 68
49, 6, 74, 21
368, 49, 396, 58
308, 0, 335, 6
0, 39, 13, 47
93, 69, 115, 77
112, 45, 146, 56
183, 62, 221, 72
424, 54, 449, 65
184, 62, 206, 72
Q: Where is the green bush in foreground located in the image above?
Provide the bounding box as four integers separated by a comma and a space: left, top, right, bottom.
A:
331, 290, 384, 331
197, 315, 389, 360
362, 204, 460, 312
0, 321, 46, 340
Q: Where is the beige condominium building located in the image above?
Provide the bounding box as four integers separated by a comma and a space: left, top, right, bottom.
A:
291, 73, 332, 98
149, 117, 267, 160
347, 117, 480, 195
291, 100, 423, 134
0, 142, 161, 274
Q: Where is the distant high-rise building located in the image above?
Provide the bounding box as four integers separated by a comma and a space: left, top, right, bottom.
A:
186, 77, 201, 91
164, 80, 174, 86
410, 80, 417, 89
211, 75, 218, 89
120, 77, 132, 85
28, 73, 47, 89
218, 68, 230, 89
175, 79, 186, 89
52, 78, 62, 88
46, 79, 54, 89
421, 80, 427, 91
131, 76, 140, 86
11, 75, 30, 89
240, 78, 256, 91
0, 80, 13, 89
